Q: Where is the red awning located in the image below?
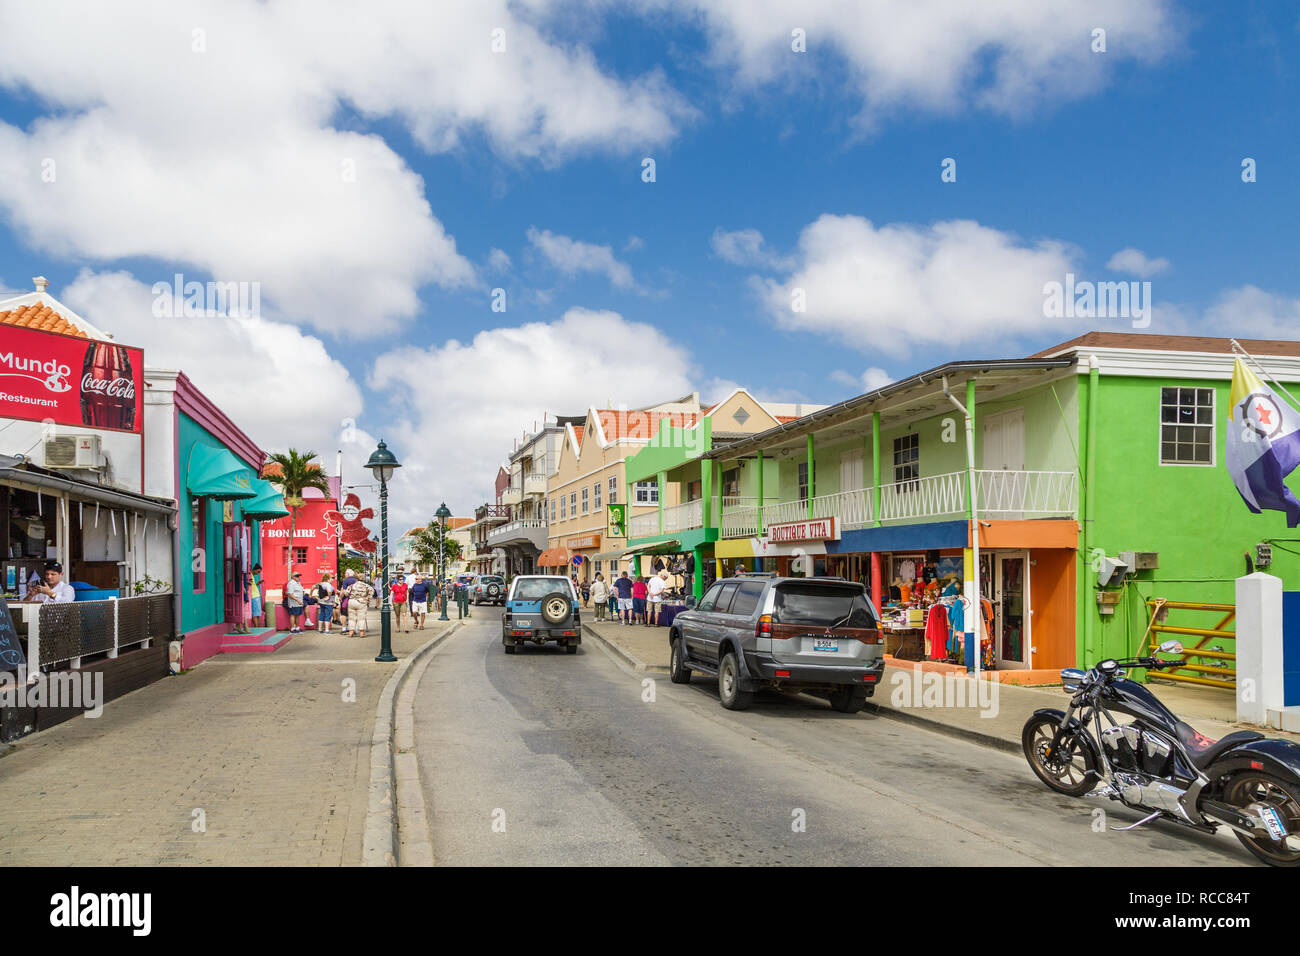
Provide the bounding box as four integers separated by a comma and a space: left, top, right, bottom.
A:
537, 547, 570, 567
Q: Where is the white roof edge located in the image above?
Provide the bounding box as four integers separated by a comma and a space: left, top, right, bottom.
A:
0, 290, 113, 340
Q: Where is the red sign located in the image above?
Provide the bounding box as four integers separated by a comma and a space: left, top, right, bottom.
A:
0, 326, 143, 434
767, 516, 839, 543
259, 498, 340, 593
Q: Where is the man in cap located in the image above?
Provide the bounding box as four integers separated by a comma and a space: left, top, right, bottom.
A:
285, 570, 306, 633
26, 560, 75, 604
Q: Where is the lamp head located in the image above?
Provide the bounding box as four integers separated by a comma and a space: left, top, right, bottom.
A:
365, 440, 401, 483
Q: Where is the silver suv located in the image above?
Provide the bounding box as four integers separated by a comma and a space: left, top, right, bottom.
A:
668, 575, 885, 712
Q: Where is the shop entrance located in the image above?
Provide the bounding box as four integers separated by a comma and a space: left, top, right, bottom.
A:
992, 551, 1029, 668
222, 522, 248, 628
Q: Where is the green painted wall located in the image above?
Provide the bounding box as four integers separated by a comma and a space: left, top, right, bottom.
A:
177, 412, 262, 633
1082, 372, 1300, 666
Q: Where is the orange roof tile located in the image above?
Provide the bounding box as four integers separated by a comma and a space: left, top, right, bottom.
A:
776, 415, 802, 424
572, 424, 585, 447
447, 517, 474, 531
0, 303, 87, 338
594, 409, 699, 442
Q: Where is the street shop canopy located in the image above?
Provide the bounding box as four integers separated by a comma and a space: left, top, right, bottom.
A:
186, 443, 258, 500
622, 540, 681, 558
0, 455, 174, 517
592, 547, 629, 562
536, 546, 570, 567
239, 479, 290, 520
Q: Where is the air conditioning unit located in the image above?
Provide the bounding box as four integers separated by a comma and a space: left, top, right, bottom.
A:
44, 435, 105, 470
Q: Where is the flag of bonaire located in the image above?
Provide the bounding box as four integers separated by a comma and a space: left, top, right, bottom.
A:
1225, 358, 1300, 527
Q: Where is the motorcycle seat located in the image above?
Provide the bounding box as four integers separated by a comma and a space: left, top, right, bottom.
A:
1175, 722, 1265, 770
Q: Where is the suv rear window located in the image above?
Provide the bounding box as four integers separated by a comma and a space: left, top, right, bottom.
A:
773, 584, 877, 628
511, 578, 574, 601
481, 576, 503, 584
727, 580, 765, 617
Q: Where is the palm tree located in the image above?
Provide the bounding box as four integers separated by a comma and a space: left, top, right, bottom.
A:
265, 448, 331, 584
409, 521, 463, 575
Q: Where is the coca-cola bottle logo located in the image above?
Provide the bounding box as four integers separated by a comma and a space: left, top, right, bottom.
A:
80, 374, 136, 399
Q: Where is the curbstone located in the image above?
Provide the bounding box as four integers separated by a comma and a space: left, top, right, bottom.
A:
362, 622, 461, 867
581, 623, 669, 674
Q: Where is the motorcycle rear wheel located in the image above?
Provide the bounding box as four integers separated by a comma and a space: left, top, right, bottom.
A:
1221, 771, 1300, 867
1022, 715, 1098, 798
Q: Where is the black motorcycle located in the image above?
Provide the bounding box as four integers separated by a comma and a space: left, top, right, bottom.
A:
1022, 640, 1300, 867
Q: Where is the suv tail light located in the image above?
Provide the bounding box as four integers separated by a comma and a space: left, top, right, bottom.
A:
858, 628, 884, 645
756, 614, 773, 638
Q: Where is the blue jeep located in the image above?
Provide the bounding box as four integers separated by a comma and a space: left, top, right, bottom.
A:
502, 575, 581, 654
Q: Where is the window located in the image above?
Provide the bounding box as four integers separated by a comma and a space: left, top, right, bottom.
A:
594, 560, 602, 573
1161, 387, 1214, 465
712, 583, 739, 614
729, 581, 765, 617
697, 583, 725, 613
893, 433, 919, 487
634, 481, 658, 504
797, 462, 809, 502
550, 498, 556, 522
581, 487, 589, 513
608, 475, 617, 503
294, 547, 308, 565
722, 468, 740, 497
190, 497, 206, 591
687, 479, 702, 501
569, 492, 577, 515
594, 481, 602, 510
560, 496, 567, 519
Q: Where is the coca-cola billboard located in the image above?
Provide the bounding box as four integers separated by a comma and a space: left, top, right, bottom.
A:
0, 325, 143, 434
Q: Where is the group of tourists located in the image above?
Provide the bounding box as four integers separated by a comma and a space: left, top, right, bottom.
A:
586, 569, 671, 625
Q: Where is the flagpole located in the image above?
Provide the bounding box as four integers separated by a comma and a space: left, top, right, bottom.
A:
1230, 339, 1300, 412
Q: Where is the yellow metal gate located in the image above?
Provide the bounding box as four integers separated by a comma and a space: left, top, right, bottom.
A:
1144, 599, 1236, 691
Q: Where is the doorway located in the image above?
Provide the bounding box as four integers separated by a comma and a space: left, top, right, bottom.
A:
222, 522, 248, 628
993, 552, 1030, 668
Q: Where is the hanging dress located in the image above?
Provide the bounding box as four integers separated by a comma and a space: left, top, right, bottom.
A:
925, 602, 949, 660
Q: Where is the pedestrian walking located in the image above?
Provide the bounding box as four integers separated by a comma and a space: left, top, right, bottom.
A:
285, 571, 306, 633
410, 575, 429, 630
632, 575, 648, 625
612, 570, 634, 624
392, 576, 409, 632
346, 575, 373, 636
315, 572, 336, 633
580, 578, 591, 607
590, 573, 609, 621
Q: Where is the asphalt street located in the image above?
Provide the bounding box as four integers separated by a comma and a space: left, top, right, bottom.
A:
413, 610, 1256, 866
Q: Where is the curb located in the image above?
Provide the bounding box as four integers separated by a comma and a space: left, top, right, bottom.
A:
362, 622, 462, 867
581, 623, 669, 674
863, 700, 1021, 756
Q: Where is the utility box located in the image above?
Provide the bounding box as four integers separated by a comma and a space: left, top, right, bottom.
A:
1120, 551, 1159, 571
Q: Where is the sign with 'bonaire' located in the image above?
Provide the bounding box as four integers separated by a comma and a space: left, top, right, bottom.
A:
0, 325, 143, 434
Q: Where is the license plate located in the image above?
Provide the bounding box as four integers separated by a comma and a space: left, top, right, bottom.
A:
814, 638, 838, 652
1261, 806, 1288, 841
515, 618, 533, 628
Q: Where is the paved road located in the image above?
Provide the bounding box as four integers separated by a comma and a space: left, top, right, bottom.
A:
413, 611, 1256, 866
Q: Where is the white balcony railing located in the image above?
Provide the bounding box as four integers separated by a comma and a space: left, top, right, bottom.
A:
975, 469, 1077, 519
628, 470, 1076, 540
501, 486, 523, 506
523, 474, 547, 496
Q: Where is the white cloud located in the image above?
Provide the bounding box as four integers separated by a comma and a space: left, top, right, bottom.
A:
488, 248, 513, 272
1107, 247, 1170, 278
753, 214, 1077, 356
527, 227, 637, 290
1203, 286, 1300, 341
710, 227, 792, 269
624, 235, 646, 252
0, 1, 691, 334
829, 366, 894, 394
649, 0, 1176, 125
61, 270, 369, 474
368, 307, 696, 525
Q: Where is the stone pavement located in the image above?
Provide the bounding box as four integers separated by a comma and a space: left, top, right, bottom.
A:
582, 618, 1300, 751
0, 609, 451, 866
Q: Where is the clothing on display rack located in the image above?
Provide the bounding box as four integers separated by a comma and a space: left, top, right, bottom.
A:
925, 601, 949, 660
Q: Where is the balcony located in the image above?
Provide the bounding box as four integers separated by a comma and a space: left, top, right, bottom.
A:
628, 499, 704, 538
523, 474, 547, 496
501, 486, 523, 506
715, 470, 1075, 538
475, 504, 510, 524
488, 517, 548, 551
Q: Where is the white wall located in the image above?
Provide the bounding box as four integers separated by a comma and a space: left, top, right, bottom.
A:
0, 418, 144, 494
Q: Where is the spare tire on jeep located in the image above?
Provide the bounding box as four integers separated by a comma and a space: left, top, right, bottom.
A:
540, 592, 572, 625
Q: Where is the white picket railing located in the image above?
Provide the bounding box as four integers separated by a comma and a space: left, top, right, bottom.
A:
629, 471, 1076, 539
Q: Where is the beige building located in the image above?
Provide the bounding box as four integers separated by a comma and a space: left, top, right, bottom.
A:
540, 390, 823, 583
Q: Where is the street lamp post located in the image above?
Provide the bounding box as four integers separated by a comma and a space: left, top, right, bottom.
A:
365, 440, 402, 663
436, 502, 451, 621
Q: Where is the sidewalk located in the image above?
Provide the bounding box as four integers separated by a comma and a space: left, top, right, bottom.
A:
582, 619, 1300, 751
0, 609, 452, 866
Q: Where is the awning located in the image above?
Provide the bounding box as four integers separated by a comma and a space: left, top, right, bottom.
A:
536, 546, 570, 567
0, 457, 174, 517
240, 479, 290, 520
591, 547, 628, 562
623, 540, 681, 558
187, 443, 257, 500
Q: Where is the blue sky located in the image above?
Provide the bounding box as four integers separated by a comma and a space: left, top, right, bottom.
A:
0, 1, 1297, 522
